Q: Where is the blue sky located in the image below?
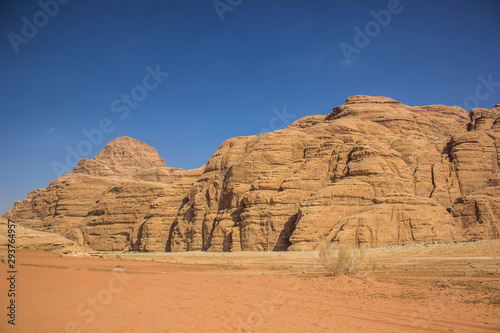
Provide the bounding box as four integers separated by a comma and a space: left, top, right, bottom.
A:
1, 0, 499, 215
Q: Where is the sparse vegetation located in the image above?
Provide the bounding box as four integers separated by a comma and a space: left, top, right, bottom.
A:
318, 243, 375, 278
489, 295, 500, 306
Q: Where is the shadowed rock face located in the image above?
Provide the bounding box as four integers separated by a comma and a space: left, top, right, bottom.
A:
3, 96, 500, 251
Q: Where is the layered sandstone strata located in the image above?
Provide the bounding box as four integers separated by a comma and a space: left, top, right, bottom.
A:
4, 97, 499, 251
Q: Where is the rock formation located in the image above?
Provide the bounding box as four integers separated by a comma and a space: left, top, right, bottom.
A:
0, 218, 84, 253
3, 96, 499, 251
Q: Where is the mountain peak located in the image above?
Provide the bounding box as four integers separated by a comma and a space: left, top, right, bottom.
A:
345, 95, 400, 105
94, 136, 165, 168
70, 136, 173, 179
94, 136, 166, 168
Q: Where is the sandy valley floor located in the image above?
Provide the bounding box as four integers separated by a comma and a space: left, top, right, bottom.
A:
1, 241, 499, 332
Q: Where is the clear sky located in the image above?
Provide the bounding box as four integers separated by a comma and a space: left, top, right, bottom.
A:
1, 0, 499, 215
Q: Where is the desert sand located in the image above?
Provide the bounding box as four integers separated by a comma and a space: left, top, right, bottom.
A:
1, 240, 499, 332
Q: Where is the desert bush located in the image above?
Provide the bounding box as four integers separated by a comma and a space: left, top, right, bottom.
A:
318, 243, 375, 278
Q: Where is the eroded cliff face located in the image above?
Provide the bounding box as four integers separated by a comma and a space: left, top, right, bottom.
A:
3, 137, 190, 251
4, 97, 500, 251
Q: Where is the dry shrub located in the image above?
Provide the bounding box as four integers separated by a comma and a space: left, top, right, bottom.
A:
319, 243, 375, 278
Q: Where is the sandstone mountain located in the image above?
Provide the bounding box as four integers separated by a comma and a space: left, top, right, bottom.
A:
0, 218, 83, 253
3, 96, 500, 251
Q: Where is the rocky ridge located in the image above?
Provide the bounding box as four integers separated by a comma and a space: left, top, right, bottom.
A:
3, 96, 499, 251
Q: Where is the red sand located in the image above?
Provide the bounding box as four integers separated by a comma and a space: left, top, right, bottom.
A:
1, 243, 499, 332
